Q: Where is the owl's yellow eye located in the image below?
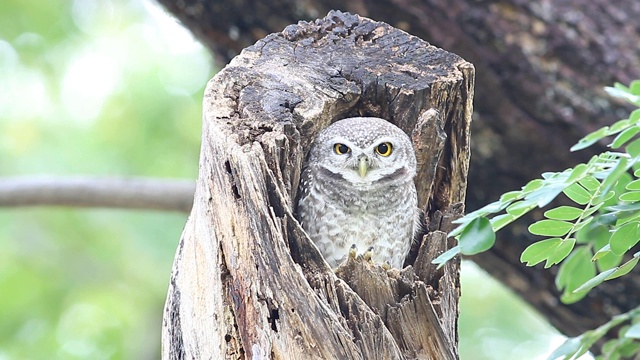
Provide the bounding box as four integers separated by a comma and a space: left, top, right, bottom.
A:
375, 142, 393, 157
334, 143, 350, 155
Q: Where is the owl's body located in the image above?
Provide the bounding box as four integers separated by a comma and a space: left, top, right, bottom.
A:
296, 117, 419, 269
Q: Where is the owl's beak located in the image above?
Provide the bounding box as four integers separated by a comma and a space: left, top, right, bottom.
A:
358, 157, 369, 177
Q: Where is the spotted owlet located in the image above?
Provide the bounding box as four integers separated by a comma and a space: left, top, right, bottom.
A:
295, 117, 419, 269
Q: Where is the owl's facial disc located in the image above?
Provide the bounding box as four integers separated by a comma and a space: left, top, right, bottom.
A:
319, 135, 412, 186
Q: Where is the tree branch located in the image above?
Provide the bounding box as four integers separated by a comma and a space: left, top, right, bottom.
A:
0, 176, 194, 212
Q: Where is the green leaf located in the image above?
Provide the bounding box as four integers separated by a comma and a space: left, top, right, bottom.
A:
592, 244, 611, 261
625, 322, 640, 339
506, 200, 536, 217
520, 238, 576, 268
605, 257, 639, 281
499, 190, 522, 203
595, 246, 624, 272
563, 183, 592, 205
619, 325, 632, 338
490, 213, 516, 232
522, 179, 544, 193
606, 85, 640, 105
601, 338, 620, 357
598, 157, 630, 202
619, 191, 640, 202
546, 238, 576, 268
582, 204, 603, 217
459, 217, 496, 255
598, 213, 619, 227
618, 341, 640, 357
542, 171, 564, 181
631, 108, 640, 123
571, 127, 610, 151
609, 82, 630, 95
576, 217, 611, 245
601, 191, 618, 208
432, 245, 460, 268
632, 79, 640, 95
561, 289, 590, 305
572, 216, 594, 233
526, 184, 566, 207
521, 238, 562, 266
452, 200, 504, 226
579, 176, 601, 192
567, 164, 589, 183
604, 172, 633, 208
602, 336, 640, 358
546, 336, 583, 360
609, 222, 640, 256
610, 126, 640, 149
556, 247, 596, 304
616, 212, 640, 227
625, 179, 640, 190
544, 206, 584, 221
529, 219, 573, 237
448, 224, 465, 238
573, 268, 616, 293
609, 118, 632, 133
628, 138, 640, 157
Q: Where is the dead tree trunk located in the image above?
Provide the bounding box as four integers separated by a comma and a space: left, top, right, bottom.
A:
161, 11, 473, 359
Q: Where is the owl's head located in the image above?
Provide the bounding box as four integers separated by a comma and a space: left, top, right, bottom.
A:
307, 117, 417, 187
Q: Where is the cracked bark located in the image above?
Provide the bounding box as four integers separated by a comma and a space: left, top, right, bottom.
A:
160, 11, 473, 359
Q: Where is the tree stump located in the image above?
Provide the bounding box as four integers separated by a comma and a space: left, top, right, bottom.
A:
161, 11, 473, 359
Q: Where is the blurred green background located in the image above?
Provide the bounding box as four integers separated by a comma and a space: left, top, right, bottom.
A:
0, 0, 567, 358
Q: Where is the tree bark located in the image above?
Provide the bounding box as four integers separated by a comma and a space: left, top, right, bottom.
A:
157, 0, 640, 346
161, 11, 473, 359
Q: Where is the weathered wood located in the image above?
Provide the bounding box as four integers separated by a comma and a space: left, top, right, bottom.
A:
162, 11, 473, 359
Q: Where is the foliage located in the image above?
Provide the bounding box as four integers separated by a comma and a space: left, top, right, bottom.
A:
549, 306, 640, 360
435, 80, 640, 357
0, 0, 209, 358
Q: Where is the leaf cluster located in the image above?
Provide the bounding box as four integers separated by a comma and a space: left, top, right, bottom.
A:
549, 306, 640, 360
433, 81, 640, 358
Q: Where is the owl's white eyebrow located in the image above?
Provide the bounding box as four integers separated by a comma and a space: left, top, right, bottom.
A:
329, 137, 355, 146
371, 136, 396, 144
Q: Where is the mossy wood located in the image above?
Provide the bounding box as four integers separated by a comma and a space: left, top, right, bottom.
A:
161, 11, 473, 360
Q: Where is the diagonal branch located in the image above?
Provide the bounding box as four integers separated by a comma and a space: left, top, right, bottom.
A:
0, 176, 195, 212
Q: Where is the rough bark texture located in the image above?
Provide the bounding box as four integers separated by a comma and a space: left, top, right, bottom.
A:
156, 0, 640, 344
161, 11, 473, 359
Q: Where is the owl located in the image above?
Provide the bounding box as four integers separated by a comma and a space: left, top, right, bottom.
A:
295, 117, 420, 269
